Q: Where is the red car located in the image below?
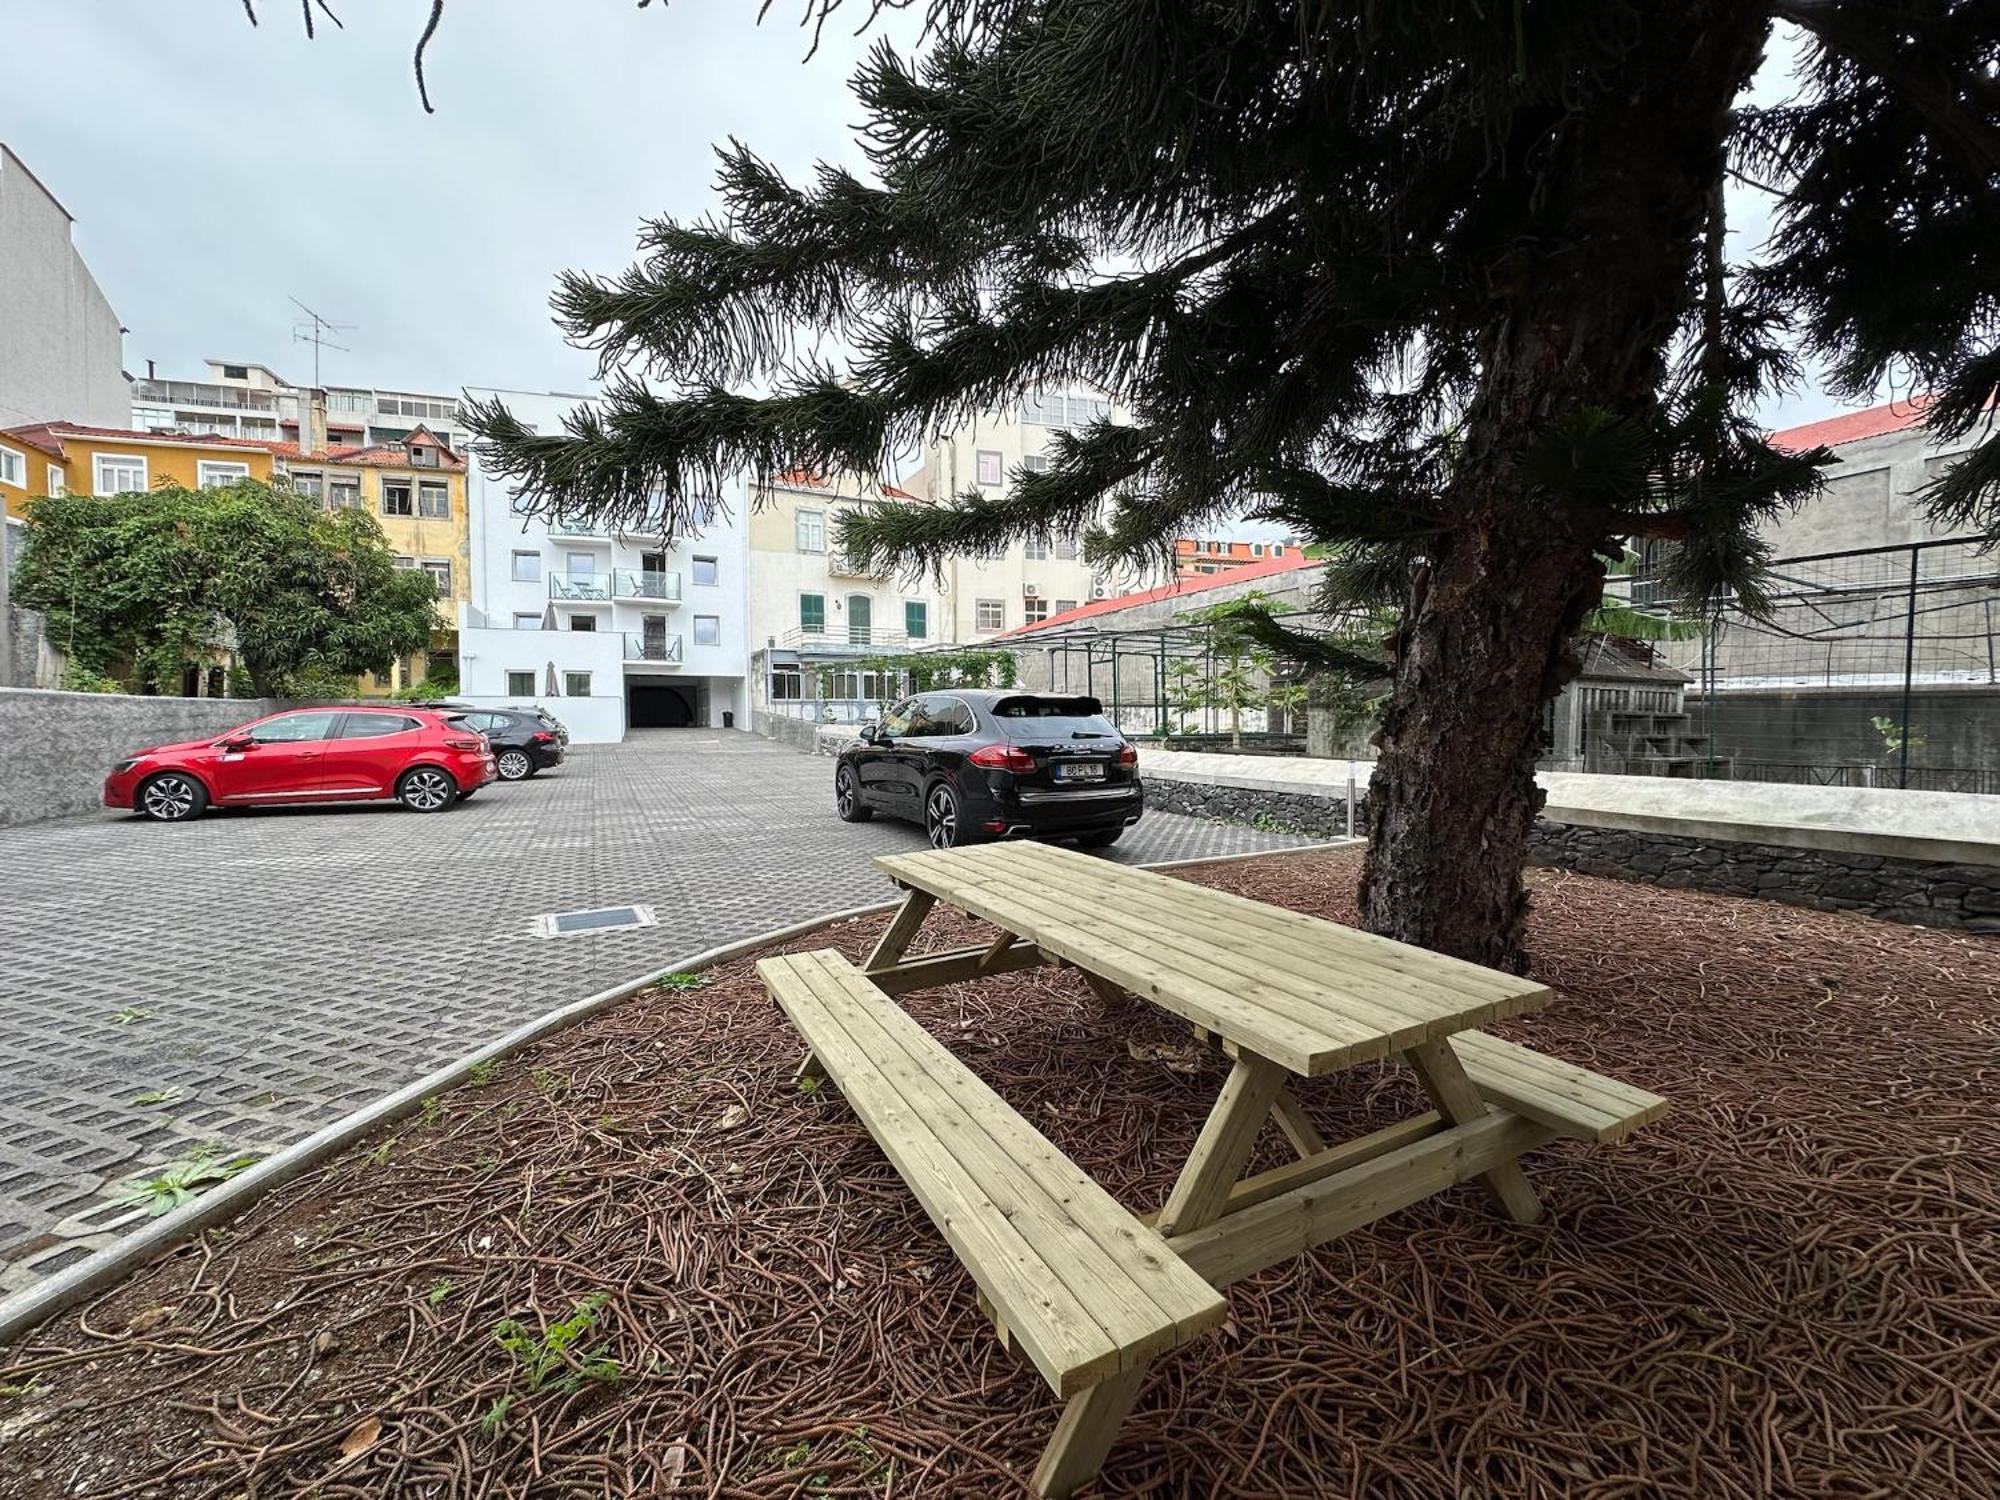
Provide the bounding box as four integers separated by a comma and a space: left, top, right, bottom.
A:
104, 706, 498, 822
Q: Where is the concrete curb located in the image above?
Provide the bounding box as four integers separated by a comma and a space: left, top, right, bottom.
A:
0, 837, 1351, 1348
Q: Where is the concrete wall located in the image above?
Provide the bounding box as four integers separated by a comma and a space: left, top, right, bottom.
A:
0, 688, 289, 826
0, 147, 127, 430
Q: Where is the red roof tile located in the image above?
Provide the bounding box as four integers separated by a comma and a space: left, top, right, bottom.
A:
1002, 551, 1317, 638
1770, 396, 1933, 453
8, 421, 282, 451
0, 424, 70, 459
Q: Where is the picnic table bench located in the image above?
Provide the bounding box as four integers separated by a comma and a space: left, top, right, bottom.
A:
760, 841, 1667, 1496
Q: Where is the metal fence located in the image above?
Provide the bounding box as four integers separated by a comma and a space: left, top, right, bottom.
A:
1630, 537, 2000, 793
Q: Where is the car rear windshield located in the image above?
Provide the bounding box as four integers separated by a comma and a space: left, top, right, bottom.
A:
992, 696, 1119, 738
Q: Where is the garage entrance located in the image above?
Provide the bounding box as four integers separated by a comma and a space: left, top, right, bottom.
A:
629, 682, 696, 728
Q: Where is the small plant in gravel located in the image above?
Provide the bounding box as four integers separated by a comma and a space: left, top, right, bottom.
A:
107, 1007, 152, 1025
656, 972, 711, 991
130, 1087, 183, 1107
426, 1279, 454, 1306
492, 1293, 620, 1395
478, 1394, 514, 1437
532, 1067, 567, 1100
467, 1060, 499, 1087
418, 1096, 446, 1127
118, 1146, 260, 1216
363, 1138, 396, 1167
0, 1377, 48, 1399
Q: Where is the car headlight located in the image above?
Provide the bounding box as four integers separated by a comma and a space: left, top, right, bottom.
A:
112, 758, 143, 774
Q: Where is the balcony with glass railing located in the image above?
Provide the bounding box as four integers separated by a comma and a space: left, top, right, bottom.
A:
612, 569, 682, 602
129, 379, 279, 413
624, 632, 685, 664
547, 517, 610, 540
549, 573, 613, 601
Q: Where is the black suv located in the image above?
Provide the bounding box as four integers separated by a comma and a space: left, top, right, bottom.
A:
836, 690, 1143, 849
433, 705, 568, 781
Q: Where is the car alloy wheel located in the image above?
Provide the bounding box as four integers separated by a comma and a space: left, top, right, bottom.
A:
398, 767, 457, 812
497, 749, 533, 781
925, 784, 959, 849
140, 774, 202, 822
835, 766, 872, 822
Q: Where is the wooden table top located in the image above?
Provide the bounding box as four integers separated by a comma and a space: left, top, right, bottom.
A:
873, 841, 1551, 1076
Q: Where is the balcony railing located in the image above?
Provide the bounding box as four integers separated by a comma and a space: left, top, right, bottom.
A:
613, 569, 682, 601
130, 379, 278, 412
550, 573, 613, 601
548, 518, 609, 539
827, 550, 888, 579
625, 633, 685, 663
776, 627, 925, 653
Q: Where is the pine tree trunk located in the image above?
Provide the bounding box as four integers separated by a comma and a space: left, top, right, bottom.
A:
1355, 2, 1769, 971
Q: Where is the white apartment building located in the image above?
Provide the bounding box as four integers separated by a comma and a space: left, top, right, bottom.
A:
745, 472, 953, 724
0, 144, 127, 430
904, 387, 1126, 637
458, 387, 749, 742
131, 360, 466, 453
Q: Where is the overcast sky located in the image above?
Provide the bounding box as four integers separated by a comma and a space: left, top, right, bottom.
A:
13, 3, 1857, 450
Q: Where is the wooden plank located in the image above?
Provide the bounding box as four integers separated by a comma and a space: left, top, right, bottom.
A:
1081, 971, 1131, 1007
777, 953, 1225, 1394
1168, 1112, 1557, 1288
1405, 1039, 1545, 1225
1142, 1112, 1446, 1224
1268, 1089, 1327, 1158
977, 930, 1025, 972
863, 888, 936, 973
863, 870, 1376, 1074
975, 841, 1549, 1033
762, 954, 1109, 1390
1032, 1367, 1149, 1499
911, 866, 1385, 1074
866, 939, 1049, 996
1452, 1032, 1669, 1144
1156, 1052, 1287, 1237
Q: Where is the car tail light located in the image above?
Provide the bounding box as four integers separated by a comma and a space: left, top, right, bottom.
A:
531, 731, 556, 743
1114, 742, 1138, 767
444, 734, 483, 751
968, 743, 1037, 773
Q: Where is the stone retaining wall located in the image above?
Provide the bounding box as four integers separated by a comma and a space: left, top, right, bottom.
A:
0, 688, 289, 826
1144, 771, 1997, 933
750, 710, 819, 753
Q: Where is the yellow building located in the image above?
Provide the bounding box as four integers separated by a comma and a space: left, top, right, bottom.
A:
273, 424, 471, 693
0, 421, 279, 517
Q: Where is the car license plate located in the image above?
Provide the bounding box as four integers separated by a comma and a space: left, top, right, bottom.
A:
1055, 761, 1105, 782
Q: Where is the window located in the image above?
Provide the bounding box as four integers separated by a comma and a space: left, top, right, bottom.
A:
93, 454, 148, 495
771, 663, 804, 701
512, 613, 541, 630
247, 711, 340, 744
799, 593, 826, 633
1022, 390, 1112, 428
564, 671, 592, 697
46, 465, 65, 497
197, 460, 250, 489
511, 551, 541, 582
506, 671, 537, 697
382, 480, 414, 516
879, 698, 918, 737
328, 477, 360, 509
1024, 597, 1050, 624
568, 615, 596, 631
222, 363, 249, 380
393, 554, 417, 570
692, 555, 718, 586
419, 559, 452, 597
417, 481, 450, 518
291, 471, 323, 500
976, 598, 1006, 631
1053, 598, 1077, 615
1023, 454, 1050, 474
904, 600, 928, 640
0, 446, 24, 488
409, 446, 439, 468
337, 712, 421, 739
1054, 537, 1078, 560
1025, 538, 1050, 560
1272, 543, 1284, 556
796, 508, 826, 552
975, 449, 1003, 486
1252, 542, 1266, 557
693, 614, 721, 646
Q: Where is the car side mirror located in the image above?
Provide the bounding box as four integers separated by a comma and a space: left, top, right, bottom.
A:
217, 734, 254, 752
858, 722, 880, 744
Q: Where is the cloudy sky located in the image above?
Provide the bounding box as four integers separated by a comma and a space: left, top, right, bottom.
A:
13, 3, 1856, 440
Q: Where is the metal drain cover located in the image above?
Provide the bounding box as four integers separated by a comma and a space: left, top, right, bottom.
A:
537, 905, 657, 938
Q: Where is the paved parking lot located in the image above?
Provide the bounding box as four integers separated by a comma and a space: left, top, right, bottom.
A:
0, 731, 1311, 1286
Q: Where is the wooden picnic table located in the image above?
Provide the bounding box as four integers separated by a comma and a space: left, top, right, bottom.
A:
761, 840, 1667, 1496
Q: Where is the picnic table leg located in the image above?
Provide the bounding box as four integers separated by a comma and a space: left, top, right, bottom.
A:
863, 889, 936, 974
1268, 1088, 1327, 1158
1156, 1052, 1287, 1237
1033, 1368, 1149, 1499
1404, 1039, 1545, 1225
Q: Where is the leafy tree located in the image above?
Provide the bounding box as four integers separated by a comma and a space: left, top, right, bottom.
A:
461, 2, 1998, 968
17, 481, 441, 698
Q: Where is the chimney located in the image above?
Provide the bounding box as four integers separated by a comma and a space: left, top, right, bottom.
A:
146, 358, 156, 380
304, 388, 329, 455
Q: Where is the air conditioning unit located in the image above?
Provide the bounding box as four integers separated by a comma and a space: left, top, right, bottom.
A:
1024, 581, 1041, 596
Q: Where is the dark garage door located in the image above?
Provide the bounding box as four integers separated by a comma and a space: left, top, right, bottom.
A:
629, 682, 695, 728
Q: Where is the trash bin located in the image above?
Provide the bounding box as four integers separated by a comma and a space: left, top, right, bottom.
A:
722, 711, 735, 729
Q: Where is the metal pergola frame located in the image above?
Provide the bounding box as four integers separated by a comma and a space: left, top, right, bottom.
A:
1024, 620, 1327, 737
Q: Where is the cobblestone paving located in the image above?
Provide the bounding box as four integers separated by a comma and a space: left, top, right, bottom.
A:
0, 732, 1311, 1288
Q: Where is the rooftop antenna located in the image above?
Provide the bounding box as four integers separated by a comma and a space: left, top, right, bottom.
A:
289, 297, 355, 389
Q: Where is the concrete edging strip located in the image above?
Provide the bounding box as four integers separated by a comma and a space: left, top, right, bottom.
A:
0, 837, 1355, 1347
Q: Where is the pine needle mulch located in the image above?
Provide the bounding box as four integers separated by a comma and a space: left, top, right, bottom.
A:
4, 851, 1997, 1498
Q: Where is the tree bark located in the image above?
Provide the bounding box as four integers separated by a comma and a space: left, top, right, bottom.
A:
1357, 3, 1770, 971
